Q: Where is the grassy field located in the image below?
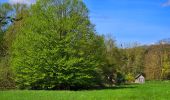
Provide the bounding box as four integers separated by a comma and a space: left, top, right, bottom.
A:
0, 81, 170, 100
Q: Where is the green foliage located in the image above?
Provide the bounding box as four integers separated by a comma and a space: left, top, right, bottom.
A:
0, 57, 15, 89
145, 44, 170, 80
115, 72, 125, 85
0, 0, 169, 91
119, 44, 146, 78
11, 0, 105, 90
125, 73, 135, 83
0, 3, 16, 89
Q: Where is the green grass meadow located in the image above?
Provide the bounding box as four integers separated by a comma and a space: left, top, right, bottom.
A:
0, 81, 170, 100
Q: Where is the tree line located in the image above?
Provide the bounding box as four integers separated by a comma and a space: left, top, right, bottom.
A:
0, 0, 170, 90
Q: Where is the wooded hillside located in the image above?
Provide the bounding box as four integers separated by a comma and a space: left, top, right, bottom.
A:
0, 0, 170, 90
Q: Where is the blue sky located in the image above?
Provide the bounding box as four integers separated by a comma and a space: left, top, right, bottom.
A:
1, 0, 170, 44
83, 0, 170, 44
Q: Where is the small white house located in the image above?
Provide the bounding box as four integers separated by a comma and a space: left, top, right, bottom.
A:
135, 74, 145, 84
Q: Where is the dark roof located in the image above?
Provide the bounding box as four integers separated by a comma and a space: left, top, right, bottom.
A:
135, 74, 144, 79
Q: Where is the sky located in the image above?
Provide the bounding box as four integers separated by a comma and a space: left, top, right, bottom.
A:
1, 0, 170, 45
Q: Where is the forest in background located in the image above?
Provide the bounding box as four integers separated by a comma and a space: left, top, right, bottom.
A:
0, 0, 170, 90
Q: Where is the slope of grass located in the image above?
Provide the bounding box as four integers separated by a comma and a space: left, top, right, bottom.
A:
0, 81, 170, 100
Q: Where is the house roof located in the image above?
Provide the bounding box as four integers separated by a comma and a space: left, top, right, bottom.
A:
135, 74, 144, 79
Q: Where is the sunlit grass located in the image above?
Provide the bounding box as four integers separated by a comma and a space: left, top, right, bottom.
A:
0, 81, 170, 100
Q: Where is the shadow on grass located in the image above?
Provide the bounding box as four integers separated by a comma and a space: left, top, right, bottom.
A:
0, 84, 138, 91
89, 86, 137, 91
104, 86, 136, 90
70, 84, 138, 91
0, 86, 138, 91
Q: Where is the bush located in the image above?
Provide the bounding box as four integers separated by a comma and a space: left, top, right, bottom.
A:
125, 73, 135, 83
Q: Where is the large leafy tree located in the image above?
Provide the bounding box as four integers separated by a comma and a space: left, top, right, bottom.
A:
11, 0, 105, 90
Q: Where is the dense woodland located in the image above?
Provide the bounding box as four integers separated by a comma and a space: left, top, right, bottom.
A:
0, 0, 170, 90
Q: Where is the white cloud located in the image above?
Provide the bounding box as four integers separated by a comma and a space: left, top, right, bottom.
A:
162, 0, 170, 7
9, 0, 36, 5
